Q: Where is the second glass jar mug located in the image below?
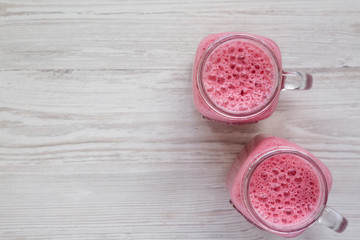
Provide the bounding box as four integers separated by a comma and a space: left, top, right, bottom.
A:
226, 135, 348, 237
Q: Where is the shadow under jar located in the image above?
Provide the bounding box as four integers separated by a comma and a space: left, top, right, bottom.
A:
192, 32, 313, 124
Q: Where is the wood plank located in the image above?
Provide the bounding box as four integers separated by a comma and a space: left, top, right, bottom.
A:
0, 1, 359, 70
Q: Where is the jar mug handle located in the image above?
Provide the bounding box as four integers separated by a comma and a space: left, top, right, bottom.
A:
318, 206, 348, 233
282, 71, 313, 90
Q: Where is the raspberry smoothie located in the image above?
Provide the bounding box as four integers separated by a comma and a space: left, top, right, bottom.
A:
202, 39, 276, 114
226, 135, 334, 237
248, 153, 321, 227
193, 33, 283, 123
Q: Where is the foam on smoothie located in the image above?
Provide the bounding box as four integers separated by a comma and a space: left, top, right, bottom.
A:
202, 40, 277, 114
248, 154, 321, 227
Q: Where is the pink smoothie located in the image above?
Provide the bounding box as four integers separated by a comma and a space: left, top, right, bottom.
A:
193, 33, 283, 123
226, 135, 332, 237
202, 40, 276, 114
248, 153, 321, 227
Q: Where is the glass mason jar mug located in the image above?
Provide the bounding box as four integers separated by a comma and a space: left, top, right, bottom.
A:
192, 33, 313, 124
226, 135, 348, 237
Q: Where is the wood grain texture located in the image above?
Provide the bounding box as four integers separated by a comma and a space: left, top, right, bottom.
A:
0, 1, 359, 239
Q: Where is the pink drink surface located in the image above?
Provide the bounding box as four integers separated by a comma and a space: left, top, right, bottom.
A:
202, 39, 276, 114
248, 153, 321, 227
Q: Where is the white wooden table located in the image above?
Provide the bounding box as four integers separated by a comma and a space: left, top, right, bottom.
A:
0, 1, 359, 239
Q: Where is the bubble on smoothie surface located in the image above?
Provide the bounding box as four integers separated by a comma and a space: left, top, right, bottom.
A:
248, 154, 321, 226
202, 40, 276, 114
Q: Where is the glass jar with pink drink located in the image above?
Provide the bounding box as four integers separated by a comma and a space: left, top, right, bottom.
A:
226, 135, 347, 237
192, 33, 313, 124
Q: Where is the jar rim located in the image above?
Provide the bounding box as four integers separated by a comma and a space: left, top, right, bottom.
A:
242, 148, 329, 234
196, 34, 282, 120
